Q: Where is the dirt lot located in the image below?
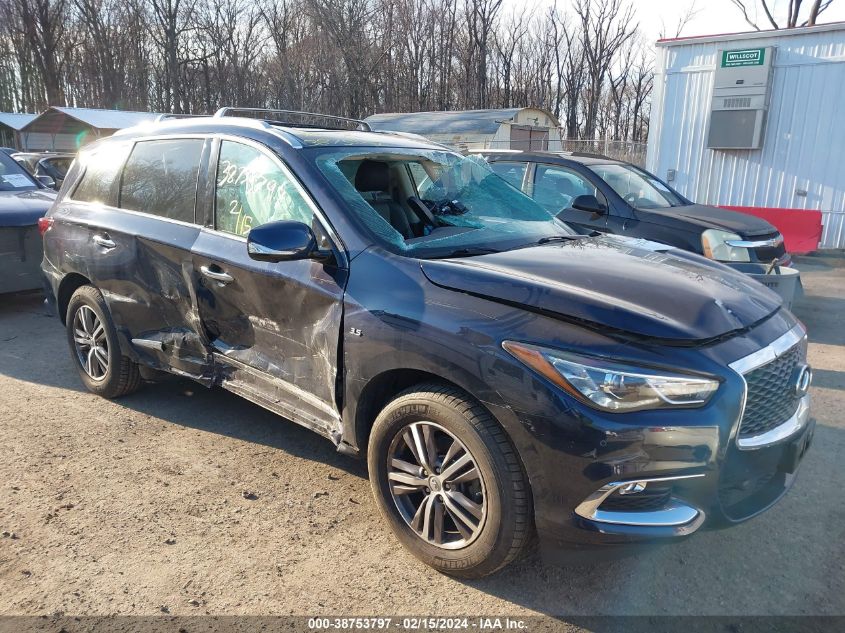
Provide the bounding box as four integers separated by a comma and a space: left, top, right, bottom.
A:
1, 254, 843, 619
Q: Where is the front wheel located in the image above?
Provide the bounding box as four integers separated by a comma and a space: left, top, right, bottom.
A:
368, 383, 533, 578
66, 285, 141, 398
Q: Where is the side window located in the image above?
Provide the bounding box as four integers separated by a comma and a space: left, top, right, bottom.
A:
407, 162, 430, 192
532, 165, 597, 213
407, 160, 445, 198
119, 139, 203, 222
215, 140, 315, 237
489, 161, 527, 190
71, 143, 132, 205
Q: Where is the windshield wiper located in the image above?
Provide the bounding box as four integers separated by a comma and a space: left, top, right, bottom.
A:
428, 247, 500, 259
536, 233, 598, 244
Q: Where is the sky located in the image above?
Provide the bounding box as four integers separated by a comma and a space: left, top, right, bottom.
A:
635, 0, 845, 43
507, 0, 845, 44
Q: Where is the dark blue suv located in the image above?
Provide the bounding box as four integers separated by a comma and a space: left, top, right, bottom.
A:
40, 110, 814, 577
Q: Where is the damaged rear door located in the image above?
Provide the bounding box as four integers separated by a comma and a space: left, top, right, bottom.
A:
191, 137, 347, 439
66, 137, 214, 381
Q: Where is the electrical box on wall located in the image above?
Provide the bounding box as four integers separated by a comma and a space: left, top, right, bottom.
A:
707, 46, 775, 150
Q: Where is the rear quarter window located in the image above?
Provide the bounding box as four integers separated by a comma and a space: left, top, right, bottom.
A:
71, 143, 132, 205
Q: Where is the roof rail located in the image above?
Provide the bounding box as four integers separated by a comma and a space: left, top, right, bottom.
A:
466, 148, 523, 153
214, 107, 371, 132
564, 151, 611, 159
153, 113, 212, 122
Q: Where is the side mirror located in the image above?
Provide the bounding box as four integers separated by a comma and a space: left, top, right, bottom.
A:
571, 194, 606, 215
247, 220, 331, 263
37, 175, 56, 189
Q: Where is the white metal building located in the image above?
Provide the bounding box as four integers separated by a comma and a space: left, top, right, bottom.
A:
365, 108, 564, 151
647, 23, 845, 249
18, 107, 164, 152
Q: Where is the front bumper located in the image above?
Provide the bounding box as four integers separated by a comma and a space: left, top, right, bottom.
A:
522, 324, 813, 557
537, 412, 814, 560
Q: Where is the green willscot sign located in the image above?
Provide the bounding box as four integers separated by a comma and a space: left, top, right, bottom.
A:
722, 48, 765, 68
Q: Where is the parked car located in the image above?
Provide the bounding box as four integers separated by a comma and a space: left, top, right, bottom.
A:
480, 150, 791, 267
41, 111, 813, 578
1, 146, 17, 156
12, 152, 75, 189
0, 152, 57, 294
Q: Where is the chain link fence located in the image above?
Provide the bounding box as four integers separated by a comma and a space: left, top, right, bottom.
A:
477, 138, 647, 167
559, 139, 647, 167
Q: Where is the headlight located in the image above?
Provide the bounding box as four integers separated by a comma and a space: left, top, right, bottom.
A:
701, 229, 751, 262
502, 342, 719, 412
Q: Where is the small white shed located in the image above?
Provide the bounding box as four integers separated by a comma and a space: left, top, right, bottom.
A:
365, 108, 564, 152
0, 112, 37, 149
646, 23, 845, 249
18, 107, 164, 152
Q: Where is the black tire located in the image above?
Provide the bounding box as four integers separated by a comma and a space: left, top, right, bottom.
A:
368, 382, 533, 578
65, 285, 141, 399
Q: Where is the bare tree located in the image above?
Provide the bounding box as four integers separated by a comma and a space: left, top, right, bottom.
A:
147, 0, 201, 112
659, 0, 700, 39
575, 0, 636, 139
0, 0, 656, 146
9, 0, 70, 105
464, 0, 503, 108
728, 0, 836, 30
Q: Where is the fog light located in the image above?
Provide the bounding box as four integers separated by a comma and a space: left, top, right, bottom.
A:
618, 481, 647, 495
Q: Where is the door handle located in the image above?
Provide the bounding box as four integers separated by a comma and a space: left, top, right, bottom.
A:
92, 234, 115, 249
200, 265, 234, 284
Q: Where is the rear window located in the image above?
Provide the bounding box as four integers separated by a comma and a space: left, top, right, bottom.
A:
72, 143, 132, 205
119, 139, 203, 222
0, 153, 37, 191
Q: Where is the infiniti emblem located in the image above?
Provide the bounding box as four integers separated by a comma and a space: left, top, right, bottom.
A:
794, 364, 813, 397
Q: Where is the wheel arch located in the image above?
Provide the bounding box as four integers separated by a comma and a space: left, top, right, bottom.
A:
350, 367, 528, 477
57, 273, 92, 324
353, 368, 444, 454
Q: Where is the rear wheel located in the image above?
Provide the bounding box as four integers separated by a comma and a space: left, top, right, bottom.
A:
66, 285, 141, 398
368, 383, 532, 578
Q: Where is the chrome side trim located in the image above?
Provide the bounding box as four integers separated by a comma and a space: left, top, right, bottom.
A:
131, 338, 165, 351
737, 394, 811, 449
724, 235, 784, 249
728, 323, 805, 375
213, 352, 339, 419
591, 500, 701, 527
574, 473, 705, 527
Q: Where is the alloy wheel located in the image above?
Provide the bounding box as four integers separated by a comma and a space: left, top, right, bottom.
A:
72, 305, 109, 381
387, 421, 487, 549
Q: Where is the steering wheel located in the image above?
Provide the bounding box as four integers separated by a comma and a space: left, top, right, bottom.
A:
407, 196, 438, 226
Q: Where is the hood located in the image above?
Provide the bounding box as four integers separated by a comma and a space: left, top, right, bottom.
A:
420, 237, 782, 343
644, 204, 776, 237
0, 189, 56, 227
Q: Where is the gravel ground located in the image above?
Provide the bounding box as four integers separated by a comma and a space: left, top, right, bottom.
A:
0, 254, 843, 619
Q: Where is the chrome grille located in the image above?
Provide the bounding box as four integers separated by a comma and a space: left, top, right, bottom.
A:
739, 345, 802, 439
752, 232, 787, 263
